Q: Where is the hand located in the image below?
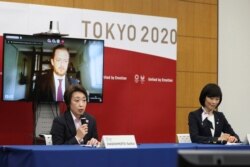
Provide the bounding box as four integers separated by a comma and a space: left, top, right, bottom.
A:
227, 136, 238, 143
218, 133, 230, 141
86, 138, 100, 146
76, 124, 88, 140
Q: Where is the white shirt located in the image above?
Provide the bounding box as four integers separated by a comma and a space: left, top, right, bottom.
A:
202, 107, 215, 137
71, 112, 81, 130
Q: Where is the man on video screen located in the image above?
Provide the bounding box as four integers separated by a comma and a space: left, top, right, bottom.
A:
34, 44, 79, 102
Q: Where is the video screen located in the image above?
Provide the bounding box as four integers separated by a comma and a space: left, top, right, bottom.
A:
2, 33, 104, 103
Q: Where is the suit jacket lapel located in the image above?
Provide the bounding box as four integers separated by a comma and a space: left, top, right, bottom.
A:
49, 72, 56, 101
198, 108, 213, 136
65, 76, 69, 88
214, 112, 221, 137
65, 111, 77, 135
197, 108, 203, 125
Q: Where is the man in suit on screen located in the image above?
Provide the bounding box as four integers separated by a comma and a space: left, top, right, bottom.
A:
34, 44, 79, 102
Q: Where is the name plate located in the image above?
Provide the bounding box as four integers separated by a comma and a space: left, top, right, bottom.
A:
247, 134, 250, 144
39, 134, 53, 145
100, 135, 137, 149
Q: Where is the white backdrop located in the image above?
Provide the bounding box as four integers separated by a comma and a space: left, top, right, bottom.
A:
219, 0, 250, 142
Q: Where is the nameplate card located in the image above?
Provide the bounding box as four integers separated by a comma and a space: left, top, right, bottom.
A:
247, 134, 250, 144
100, 135, 137, 149
39, 134, 53, 145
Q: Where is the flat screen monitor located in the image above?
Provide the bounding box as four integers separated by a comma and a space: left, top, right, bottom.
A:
2, 33, 104, 103
178, 150, 250, 167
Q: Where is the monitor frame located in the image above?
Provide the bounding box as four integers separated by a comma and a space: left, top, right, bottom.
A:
178, 149, 250, 167
2, 33, 104, 103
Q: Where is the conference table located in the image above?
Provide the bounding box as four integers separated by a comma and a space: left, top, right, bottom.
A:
1, 143, 250, 167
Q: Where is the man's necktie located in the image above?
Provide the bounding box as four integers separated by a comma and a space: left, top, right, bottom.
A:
57, 79, 63, 101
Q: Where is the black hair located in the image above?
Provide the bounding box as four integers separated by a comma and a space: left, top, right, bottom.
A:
64, 84, 88, 110
51, 44, 69, 59
199, 83, 222, 107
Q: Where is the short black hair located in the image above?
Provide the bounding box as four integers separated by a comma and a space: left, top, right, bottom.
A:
199, 83, 222, 107
64, 84, 88, 109
51, 44, 69, 59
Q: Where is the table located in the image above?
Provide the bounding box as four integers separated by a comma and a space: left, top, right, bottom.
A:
1, 143, 250, 167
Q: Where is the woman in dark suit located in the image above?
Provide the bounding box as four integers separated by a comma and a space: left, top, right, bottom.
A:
188, 83, 240, 144
50, 84, 99, 145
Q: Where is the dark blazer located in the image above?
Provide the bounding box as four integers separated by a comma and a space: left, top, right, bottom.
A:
50, 111, 98, 145
188, 108, 240, 143
34, 70, 79, 102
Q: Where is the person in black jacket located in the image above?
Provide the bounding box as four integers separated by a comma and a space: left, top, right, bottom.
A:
188, 83, 240, 144
50, 84, 99, 145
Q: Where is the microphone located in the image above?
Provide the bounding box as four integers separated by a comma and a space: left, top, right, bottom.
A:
49, 21, 52, 30
80, 117, 89, 125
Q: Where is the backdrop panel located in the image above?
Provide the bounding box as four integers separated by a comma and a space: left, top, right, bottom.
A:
0, 1, 177, 144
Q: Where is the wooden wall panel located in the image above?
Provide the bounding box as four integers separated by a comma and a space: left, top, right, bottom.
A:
178, 36, 217, 72
177, 72, 217, 107
0, 0, 218, 140
177, 2, 195, 36
193, 38, 217, 72
30, 0, 74, 7
73, 0, 178, 17
73, 0, 105, 10
178, 1, 217, 38
177, 37, 195, 72
157, 0, 178, 18
176, 107, 197, 133
74, 0, 145, 13
180, 0, 217, 5
194, 3, 217, 38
